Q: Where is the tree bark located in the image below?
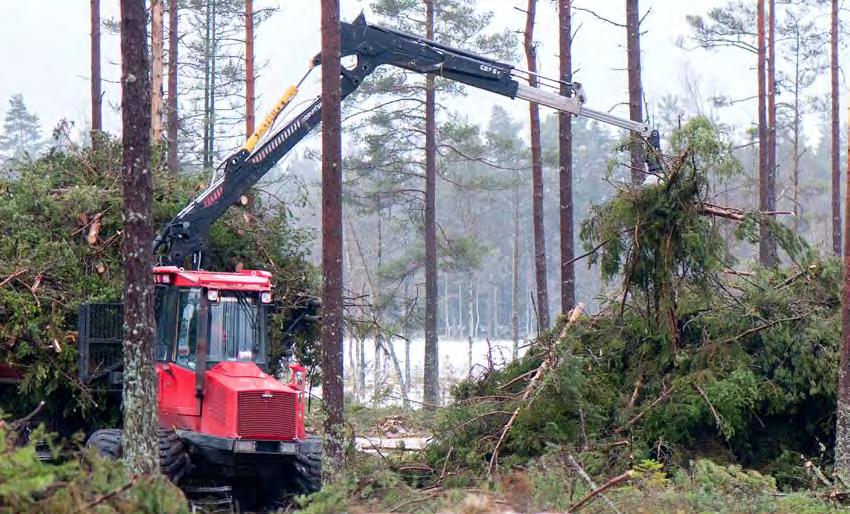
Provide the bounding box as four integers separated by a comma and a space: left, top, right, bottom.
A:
202, 0, 211, 168
765, 0, 777, 266
512, 182, 520, 359
837, 93, 850, 481
90, 0, 102, 150
832, 0, 841, 255
166, 0, 179, 173
320, 0, 344, 470
559, 0, 575, 315
119, 0, 157, 476
626, 0, 644, 185
524, 0, 550, 331
245, 0, 255, 139
151, 0, 164, 142
423, 0, 440, 408
757, 0, 771, 267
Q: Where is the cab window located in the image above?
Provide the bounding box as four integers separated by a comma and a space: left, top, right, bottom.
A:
175, 288, 201, 369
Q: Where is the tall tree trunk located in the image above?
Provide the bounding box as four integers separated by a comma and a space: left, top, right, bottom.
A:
626, 0, 644, 185
765, 0, 777, 266
757, 0, 770, 267
467, 270, 474, 376
245, 0, 255, 139
792, 29, 801, 233
202, 0, 211, 168
208, 0, 217, 165
832, 0, 841, 255
166, 0, 179, 173
151, 0, 164, 142
524, 0, 550, 331
423, 0, 440, 408
119, 0, 157, 475
90, 0, 102, 150
837, 93, 850, 481
559, 0, 575, 315
444, 273, 450, 339
512, 181, 519, 359
320, 0, 344, 470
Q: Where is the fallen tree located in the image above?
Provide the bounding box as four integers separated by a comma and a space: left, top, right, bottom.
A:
425, 117, 834, 489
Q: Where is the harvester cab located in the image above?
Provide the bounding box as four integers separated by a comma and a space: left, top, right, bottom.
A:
82, 267, 322, 509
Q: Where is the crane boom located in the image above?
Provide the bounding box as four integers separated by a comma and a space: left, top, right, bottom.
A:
155, 13, 660, 267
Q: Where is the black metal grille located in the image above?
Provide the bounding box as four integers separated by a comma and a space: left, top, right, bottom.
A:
77, 303, 123, 382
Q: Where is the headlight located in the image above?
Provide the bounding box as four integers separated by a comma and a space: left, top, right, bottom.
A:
260, 291, 272, 303
234, 440, 255, 453
279, 442, 297, 454
207, 289, 220, 302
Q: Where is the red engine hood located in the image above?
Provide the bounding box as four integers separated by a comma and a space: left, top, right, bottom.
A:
206, 361, 295, 393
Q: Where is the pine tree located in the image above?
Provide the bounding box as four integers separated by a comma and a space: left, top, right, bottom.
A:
119, 0, 158, 475
0, 94, 42, 160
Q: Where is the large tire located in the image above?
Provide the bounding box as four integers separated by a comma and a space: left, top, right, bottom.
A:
158, 429, 191, 484
85, 428, 190, 484
291, 435, 322, 495
86, 428, 123, 459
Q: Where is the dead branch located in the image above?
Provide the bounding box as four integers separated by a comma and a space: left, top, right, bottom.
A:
803, 457, 832, 487
0, 268, 29, 289
86, 213, 102, 245
719, 314, 807, 345
84, 476, 139, 510
569, 470, 634, 513
699, 203, 745, 221
723, 268, 756, 277
628, 375, 643, 408
567, 454, 622, 514
615, 386, 673, 433
487, 305, 584, 475
693, 382, 723, 432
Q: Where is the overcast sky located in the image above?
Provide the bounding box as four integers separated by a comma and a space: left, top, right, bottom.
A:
0, 1, 841, 153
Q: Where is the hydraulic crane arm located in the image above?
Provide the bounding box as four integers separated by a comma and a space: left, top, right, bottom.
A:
155, 13, 660, 267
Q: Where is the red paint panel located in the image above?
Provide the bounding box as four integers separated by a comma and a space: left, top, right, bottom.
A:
237, 390, 298, 440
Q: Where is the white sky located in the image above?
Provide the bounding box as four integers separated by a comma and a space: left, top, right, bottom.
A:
0, 1, 841, 151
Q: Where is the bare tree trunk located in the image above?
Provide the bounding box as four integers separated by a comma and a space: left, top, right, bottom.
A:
490, 281, 497, 339
757, 0, 770, 267
626, 0, 644, 184
90, 0, 102, 150
423, 0, 440, 408
404, 338, 410, 402
383, 337, 408, 407
208, 0, 217, 165
166, 0, 179, 173
559, 0, 575, 315
202, 0, 211, 168
467, 270, 474, 376
444, 273, 450, 339
836, 94, 850, 481
832, 0, 841, 255
524, 0, 550, 331
512, 182, 519, 359
765, 0, 777, 266
358, 338, 366, 402
792, 29, 801, 233
320, 0, 344, 470
119, 0, 157, 475
245, 0, 255, 139
151, 0, 164, 142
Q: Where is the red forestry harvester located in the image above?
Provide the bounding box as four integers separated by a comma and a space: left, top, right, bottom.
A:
71, 12, 660, 512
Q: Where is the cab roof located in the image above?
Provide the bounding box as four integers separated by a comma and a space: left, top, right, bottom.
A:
153, 266, 272, 291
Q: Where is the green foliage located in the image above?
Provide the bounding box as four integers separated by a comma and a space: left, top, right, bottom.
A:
0, 137, 316, 424
0, 424, 187, 514
0, 94, 42, 161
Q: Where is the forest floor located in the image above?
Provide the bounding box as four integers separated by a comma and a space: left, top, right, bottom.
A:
295, 407, 850, 514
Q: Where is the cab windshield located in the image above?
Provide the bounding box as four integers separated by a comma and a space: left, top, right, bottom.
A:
208, 292, 266, 364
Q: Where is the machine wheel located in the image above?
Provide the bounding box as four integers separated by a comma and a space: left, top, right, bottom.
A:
85, 429, 190, 484
291, 435, 323, 494
158, 429, 191, 484
86, 428, 123, 459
